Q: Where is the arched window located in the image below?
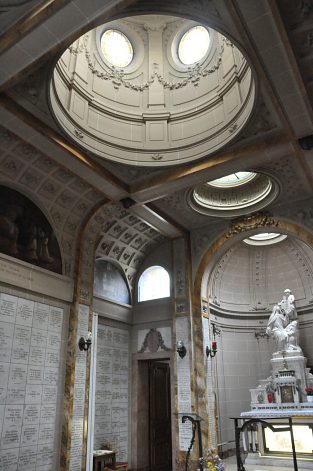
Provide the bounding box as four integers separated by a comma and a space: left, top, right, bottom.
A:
138, 265, 170, 302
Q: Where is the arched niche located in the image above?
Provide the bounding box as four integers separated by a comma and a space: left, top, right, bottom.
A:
94, 258, 131, 305
192, 217, 313, 452
0, 185, 62, 274
194, 218, 313, 307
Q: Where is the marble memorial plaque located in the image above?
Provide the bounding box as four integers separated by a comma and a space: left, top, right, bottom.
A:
23, 404, 40, 424
0, 292, 64, 471
45, 349, 60, 367
0, 322, 14, 361
31, 329, 47, 348
6, 387, 25, 405
33, 303, 49, 331
0, 404, 4, 435
8, 363, 27, 385
40, 404, 56, 423
0, 362, 10, 402
0, 294, 17, 324
16, 298, 34, 327
48, 306, 63, 333
27, 365, 44, 384
46, 332, 60, 350
25, 384, 42, 404
36, 442, 54, 466
29, 346, 45, 366
4, 405, 23, 425
94, 322, 129, 461
18, 445, 37, 470
42, 385, 58, 403
21, 423, 39, 446
43, 367, 58, 384
38, 423, 55, 443
0, 447, 19, 471
1, 424, 21, 449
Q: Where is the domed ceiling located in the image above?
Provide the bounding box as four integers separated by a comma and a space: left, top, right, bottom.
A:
188, 171, 279, 218
50, 15, 255, 167
209, 236, 313, 314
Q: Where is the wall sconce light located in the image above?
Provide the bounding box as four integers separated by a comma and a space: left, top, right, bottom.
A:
206, 340, 217, 358
79, 331, 92, 351
176, 340, 187, 359
206, 324, 220, 358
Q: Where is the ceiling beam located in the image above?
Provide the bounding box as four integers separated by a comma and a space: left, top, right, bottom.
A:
0, 0, 71, 55
129, 133, 293, 203
0, 93, 130, 199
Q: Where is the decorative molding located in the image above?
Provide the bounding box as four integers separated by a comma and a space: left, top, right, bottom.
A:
138, 328, 171, 353
152, 153, 163, 161
68, 33, 226, 92
226, 212, 278, 238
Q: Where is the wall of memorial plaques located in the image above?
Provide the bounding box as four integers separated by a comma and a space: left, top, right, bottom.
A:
94, 321, 129, 462
0, 290, 65, 471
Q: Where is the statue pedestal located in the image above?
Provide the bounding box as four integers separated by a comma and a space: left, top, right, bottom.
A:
249, 350, 313, 407
240, 348, 313, 467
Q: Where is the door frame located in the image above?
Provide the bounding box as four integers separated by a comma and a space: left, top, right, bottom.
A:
148, 359, 172, 471
132, 351, 175, 471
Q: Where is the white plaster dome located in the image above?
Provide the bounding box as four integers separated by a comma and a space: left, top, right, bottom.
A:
209, 237, 313, 314
49, 15, 255, 167
188, 172, 279, 217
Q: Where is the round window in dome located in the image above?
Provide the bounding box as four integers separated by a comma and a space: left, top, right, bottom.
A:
243, 233, 287, 246
178, 26, 210, 65
100, 29, 133, 67
208, 172, 256, 188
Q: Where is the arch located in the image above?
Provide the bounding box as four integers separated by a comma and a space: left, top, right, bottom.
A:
0, 185, 62, 274
93, 258, 131, 305
193, 217, 313, 312
138, 265, 170, 302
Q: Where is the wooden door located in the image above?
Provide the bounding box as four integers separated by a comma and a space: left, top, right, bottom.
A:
149, 361, 172, 471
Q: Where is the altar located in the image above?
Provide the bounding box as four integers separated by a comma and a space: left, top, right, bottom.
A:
238, 289, 313, 469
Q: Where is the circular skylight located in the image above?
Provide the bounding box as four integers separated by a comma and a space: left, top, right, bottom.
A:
178, 26, 210, 65
188, 173, 279, 218
101, 29, 133, 67
208, 172, 256, 188
244, 233, 287, 246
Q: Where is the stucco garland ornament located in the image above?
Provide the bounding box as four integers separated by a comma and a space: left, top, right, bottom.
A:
139, 328, 171, 353
226, 212, 279, 238
68, 33, 227, 91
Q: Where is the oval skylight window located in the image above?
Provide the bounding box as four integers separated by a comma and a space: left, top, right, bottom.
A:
178, 26, 210, 65
244, 233, 287, 246
208, 172, 256, 188
101, 29, 133, 67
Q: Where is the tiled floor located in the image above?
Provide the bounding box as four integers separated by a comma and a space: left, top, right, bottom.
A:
223, 455, 294, 471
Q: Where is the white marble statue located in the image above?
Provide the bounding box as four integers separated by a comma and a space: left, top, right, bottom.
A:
266, 290, 301, 352
280, 288, 297, 321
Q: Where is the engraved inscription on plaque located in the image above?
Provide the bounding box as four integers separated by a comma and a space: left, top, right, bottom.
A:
0, 291, 64, 471
94, 323, 129, 462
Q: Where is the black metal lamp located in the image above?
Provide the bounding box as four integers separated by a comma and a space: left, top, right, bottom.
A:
176, 340, 187, 359
78, 331, 92, 351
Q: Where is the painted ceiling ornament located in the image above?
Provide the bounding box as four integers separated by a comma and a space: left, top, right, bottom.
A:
226, 212, 279, 238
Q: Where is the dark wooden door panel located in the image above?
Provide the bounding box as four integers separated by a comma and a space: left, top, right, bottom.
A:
149, 362, 172, 471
